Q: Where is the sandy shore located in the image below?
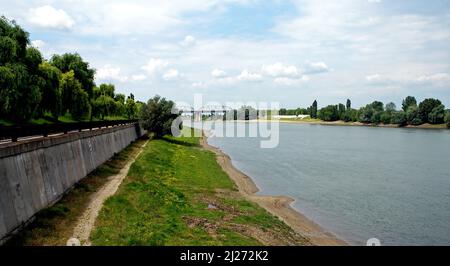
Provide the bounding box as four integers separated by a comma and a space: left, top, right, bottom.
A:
200, 134, 347, 246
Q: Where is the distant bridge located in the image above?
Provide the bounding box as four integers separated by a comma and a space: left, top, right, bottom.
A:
177, 105, 234, 121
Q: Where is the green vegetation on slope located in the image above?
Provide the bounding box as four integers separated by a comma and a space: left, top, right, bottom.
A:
91, 131, 307, 246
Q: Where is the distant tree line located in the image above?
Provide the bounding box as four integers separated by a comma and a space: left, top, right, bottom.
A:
283, 97, 450, 127
0, 16, 140, 123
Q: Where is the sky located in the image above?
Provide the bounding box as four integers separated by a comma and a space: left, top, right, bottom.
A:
1, 0, 450, 108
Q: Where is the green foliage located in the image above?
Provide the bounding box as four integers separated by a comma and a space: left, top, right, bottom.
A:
60, 71, 90, 120
418, 98, 442, 124
92, 95, 116, 120
428, 104, 445, 124
140, 95, 180, 137
319, 105, 339, 121
0, 17, 43, 121
358, 101, 384, 124
385, 102, 396, 113
346, 99, 351, 110
402, 96, 417, 112
124, 94, 138, 119
38, 62, 62, 118
310, 100, 318, 118
391, 111, 407, 126
406, 105, 422, 125
50, 53, 95, 97
380, 112, 392, 124
445, 110, 450, 128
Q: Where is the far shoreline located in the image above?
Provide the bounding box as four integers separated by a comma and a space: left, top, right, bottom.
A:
200, 132, 348, 246
255, 119, 449, 130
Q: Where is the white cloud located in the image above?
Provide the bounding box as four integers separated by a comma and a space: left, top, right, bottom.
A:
237, 69, 263, 82
181, 35, 196, 46
303, 61, 330, 74
96, 65, 128, 82
163, 68, 180, 81
274, 76, 310, 86
28, 5, 74, 29
131, 74, 147, 81
262, 63, 300, 78
141, 58, 169, 75
30, 40, 45, 49
192, 81, 207, 88
211, 68, 227, 78
417, 73, 450, 85
366, 74, 383, 82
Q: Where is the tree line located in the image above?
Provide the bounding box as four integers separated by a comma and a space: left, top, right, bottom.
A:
0, 16, 140, 123
282, 97, 450, 127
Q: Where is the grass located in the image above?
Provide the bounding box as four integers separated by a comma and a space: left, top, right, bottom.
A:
91, 128, 306, 246
5, 140, 146, 246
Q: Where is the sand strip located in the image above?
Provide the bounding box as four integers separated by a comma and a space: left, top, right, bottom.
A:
200, 134, 347, 246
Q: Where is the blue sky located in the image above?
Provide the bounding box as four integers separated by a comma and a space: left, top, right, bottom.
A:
1, 0, 450, 108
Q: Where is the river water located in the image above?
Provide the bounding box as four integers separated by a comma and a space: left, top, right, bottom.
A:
188, 121, 450, 245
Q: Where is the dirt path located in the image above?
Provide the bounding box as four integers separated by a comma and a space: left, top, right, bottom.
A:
200, 135, 347, 246
70, 141, 148, 246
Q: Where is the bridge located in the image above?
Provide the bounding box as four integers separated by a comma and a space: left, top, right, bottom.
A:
177, 105, 234, 121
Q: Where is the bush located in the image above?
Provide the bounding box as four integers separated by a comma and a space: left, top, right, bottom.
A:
140, 95, 181, 137
445, 110, 450, 128
380, 112, 391, 124
391, 111, 407, 126
318, 105, 339, 121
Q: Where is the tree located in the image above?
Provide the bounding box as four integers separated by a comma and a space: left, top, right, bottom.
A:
310, 100, 318, 119
446, 110, 450, 128
346, 99, 351, 110
385, 102, 396, 113
0, 17, 42, 121
38, 62, 62, 118
402, 96, 417, 112
406, 105, 422, 125
92, 95, 116, 120
418, 98, 442, 123
338, 103, 346, 120
50, 53, 96, 97
318, 105, 339, 121
60, 70, 90, 120
140, 95, 180, 137
358, 101, 384, 124
124, 95, 137, 119
428, 104, 445, 124
71, 87, 91, 120
98, 83, 115, 98
380, 112, 391, 124
391, 111, 407, 126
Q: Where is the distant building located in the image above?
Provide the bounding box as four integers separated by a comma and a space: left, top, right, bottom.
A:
272, 115, 311, 119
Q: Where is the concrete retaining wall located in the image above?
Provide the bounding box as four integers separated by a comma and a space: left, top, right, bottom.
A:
0, 124, 146, 242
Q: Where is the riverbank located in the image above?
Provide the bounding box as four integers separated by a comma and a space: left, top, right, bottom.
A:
90, 130, 312, 246
200, 133, 347, 246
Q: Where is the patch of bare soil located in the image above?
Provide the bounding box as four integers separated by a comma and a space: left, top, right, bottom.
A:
70, 141, 148, 246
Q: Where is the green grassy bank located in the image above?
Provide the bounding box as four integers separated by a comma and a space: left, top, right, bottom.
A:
91, 131, 308, 246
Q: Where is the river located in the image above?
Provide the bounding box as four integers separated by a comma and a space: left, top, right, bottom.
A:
188, 121, 450, 245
